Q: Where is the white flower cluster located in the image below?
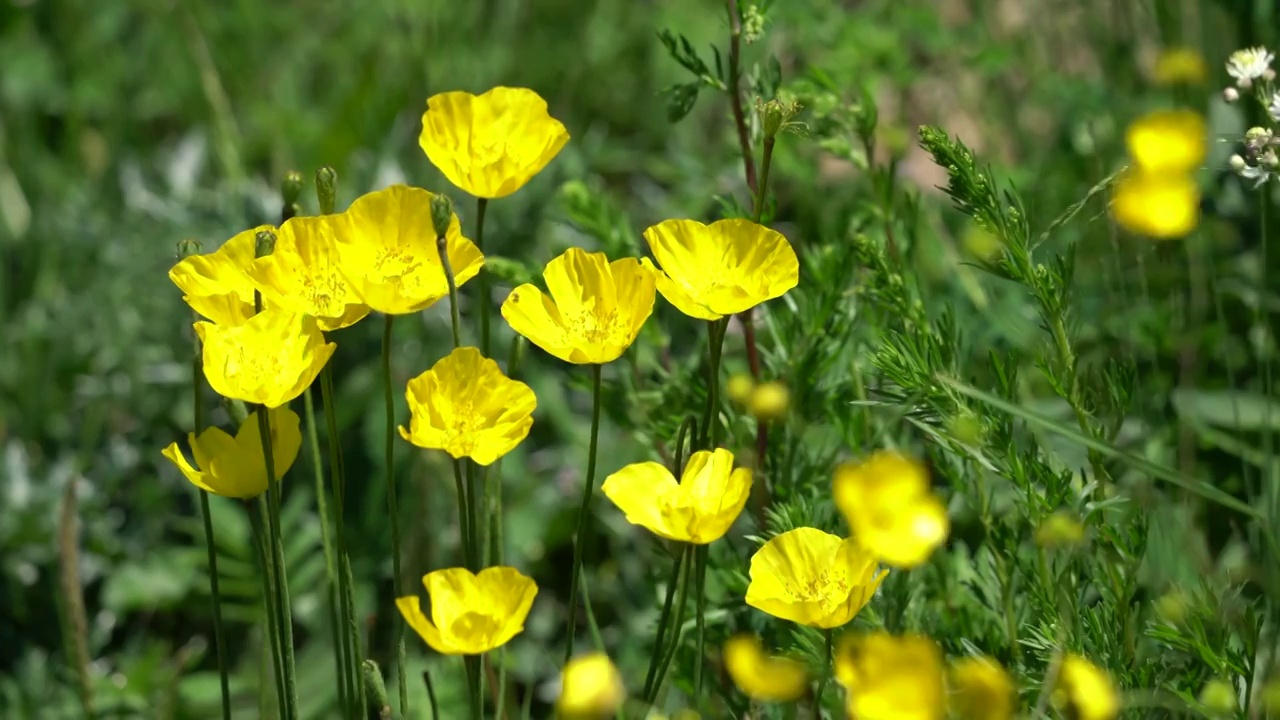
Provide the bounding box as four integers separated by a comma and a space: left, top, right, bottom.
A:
1224, 47, 1280, 187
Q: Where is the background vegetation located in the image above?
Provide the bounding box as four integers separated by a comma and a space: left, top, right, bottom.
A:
3, 0, 1280, 717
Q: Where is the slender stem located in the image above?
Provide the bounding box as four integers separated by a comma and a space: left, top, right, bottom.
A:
563, 364, 605, 663
746, 134, 778, 512
381, 315, 409, 717
752, 138, 775, 225
812, 630, 833, 720
258, 408, 299, 720
305, 387, 349, 715
252, 499, 289, 717
466, 460, 482, 570
466, 655, 483, 720
643, 546, 687, 700
495, 650, 510, 720
192, 332, 232, 720
692, 544, 708, 699
475, 197, 491, 357
453, 459, 475, 569
438, 234, 464, 349
650, 544, 694, 703
724, 0, 758, 196
423, 670, 440, 720
701, 320, 727, 449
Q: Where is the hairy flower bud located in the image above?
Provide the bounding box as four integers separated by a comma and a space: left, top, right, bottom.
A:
430, 193, 456, 240
176, 238, 203, 260
315, 165, 338, 215
254, 229, 277, 259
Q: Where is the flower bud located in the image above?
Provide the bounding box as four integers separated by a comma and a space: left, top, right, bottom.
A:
758, 97, 803, 140
315, 165, 338, 214
1265, 68, 1276, 81
1224, 86, 1241, 102
1154, 589, 1189, 624
430, 193, 456, 239
749, 381, 790, 421
1238, 76, 1254, 90
1034, 510, 1084, 549
362, 660, 392, 720
282, 170, 304, 207
727, 373, 755, 405
254, 229, 277, 259
176, 238, 203, 260
1199, 679, 1236, 714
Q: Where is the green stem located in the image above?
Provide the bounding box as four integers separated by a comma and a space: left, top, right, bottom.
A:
252, 498, 289, 717
438, 233, 464, 349
466, 655, 483, 720
305, 387, 349, 715
258, 408, 299, 720
752, 137, 775, 224
563, 364, 605, 664
642, 546, 687, 700
381, 315, 409, 717
452, 459, 475, 570
475, 197, 491, 356
813, 630, 833, 720
423, 670, 440, 720
701, 320, 727, 449
693, 544, 708, 700
650, 544, 694, 704
466, 461, 482, 571
193, 335, 232, 720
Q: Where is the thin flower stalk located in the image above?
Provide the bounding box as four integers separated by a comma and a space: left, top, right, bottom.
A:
649, 544, 694, 704
813, 629, 833, 720
563, 363, 604, 663
380, 315, 410, 717
475, 198, 491, 356
250, 497, 289, 717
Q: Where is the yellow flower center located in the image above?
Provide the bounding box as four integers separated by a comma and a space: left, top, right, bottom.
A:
783, 568, 851, 612
565, 307, 625, 346
444, 402, 487, 456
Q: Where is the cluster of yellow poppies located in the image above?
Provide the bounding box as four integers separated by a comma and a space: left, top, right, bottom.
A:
1110, 108, 1207, 240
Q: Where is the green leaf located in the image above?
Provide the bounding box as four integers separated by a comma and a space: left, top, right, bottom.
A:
101, 549, 202, 613
1172, 388, 1280, 431
666, 82, 700, 123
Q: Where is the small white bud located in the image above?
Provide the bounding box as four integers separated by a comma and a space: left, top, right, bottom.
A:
1230, 154, 1248, 172
1224, 87, 1241, 102
1265, 68, 1277, 81
1239, 76, 1254, 90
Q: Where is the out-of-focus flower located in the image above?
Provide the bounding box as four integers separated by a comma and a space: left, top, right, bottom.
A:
169, 225, 273, 325
1125, 110, 1206, 174
248, 215, 369, 330
835, 632, 944, 720
640, 218, 798, 320
333, 185, 484, 315
744, 527, 886, 628
722, 634, 809, 702
501, 247, 655, 364
748, 381, 790, 421
1035, 510, 1085, 549
1111, 169, 1200, 239
396, 566, 537, 655
400, 347, 536, 466
1198, 679, 1236, 714
1227, 46, 1273, 85
832, 451, 949, 568
1154, 47, 1208, 85
948, 656, 1016, 720
602, 448, 751, 544
196, 310, 335, 408
1052, 655, 1119, 720
420, 87, 570, 199
556, 653, 625, 719
161, 407, 301, 499
727, 373, 755, 404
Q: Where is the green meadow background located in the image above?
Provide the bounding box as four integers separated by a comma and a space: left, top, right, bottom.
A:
3, 0, 1280, 718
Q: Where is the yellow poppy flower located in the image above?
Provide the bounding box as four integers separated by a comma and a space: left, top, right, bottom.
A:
161, 407, 302, 499
556, 653, 626, 719
331, 185, 484, 315
744, 527, 886, 628
395, 566, 538, 655
722, 634, 809, 702
832, 451, 949, 568
948, 656, 1016, 720
601, 448, 751, 544
196, 309, 336, 408
1154, 47, 1207, 85
247, 215, 369, 331
1111, 169, 1200, 240
1125, 110, 1206, 174
399, 346, 537, 466
640, 218, 799, 320
836, 632, 945, 720
501, 247, 655, 364
169, 225, 273, 325
419, 86, 570, 199
1052, 655, 1119, 720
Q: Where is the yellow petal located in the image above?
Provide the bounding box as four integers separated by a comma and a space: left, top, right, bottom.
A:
1154, 47, 1207, 85
643, 257, 721, 320
723, 634, 809, 702
401, 346, 537, 465
1111, 169, 1200, 240
226, 407, 303, 496
833, 451, 948, 568
249, 215, 370, 330
419, 566, 537, 655
419, 87, 570, 199
334, 185, 484, 315
601, 462, 682, 540
501, 284, 577, 363
948, 656, 1016, 720
1054, 655, 1119, 720
160, 442, 217, 495
1125, 110, 1207, 174
169, 225, 271, 325
677, 449, 752, 544
473, 566, 538, 650
837, 632, 945, 720
746, 527, 879, 628
557, 653, 626, 719
396, 596, 461, 655
198, 310, 336, 408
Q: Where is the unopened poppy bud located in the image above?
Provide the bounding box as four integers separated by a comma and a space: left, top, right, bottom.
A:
430, 193, 456, 240
1034, 510, 1084, 548
727, 373, 755, 404
176, 238, 203, 260
362, 660, 392, 719
282, 170, 304, 207
254, 229, 276, 259
749, 381, 790, 421
315, 165, 338, 214
1199, 679, 1236, 714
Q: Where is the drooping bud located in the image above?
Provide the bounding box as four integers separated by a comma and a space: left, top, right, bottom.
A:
315, 165, 338, 215
430, 192, 456, 240
176, 238, 203, 260
1224, 87, 1240, 103
254, 229, 277, 259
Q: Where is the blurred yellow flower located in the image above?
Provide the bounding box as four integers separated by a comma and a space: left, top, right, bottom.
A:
161, 407, 301, 499
1052, 655, 1119, 720
1198, 679, 1236, 714
196, 309, 335, 408
1111, 169, 1200, 239
948, 656, 1015, 720
744, 527, 886, 628
399, 347, 536, 466
726, 373, 755, 404
248, 215, 369, 331
169, 225, 273, 325
640, 218, 798, 320
501, 247, 655, 364
332, 185, 484, 315
1125, 110, 1206, 174
722, 633, 809, 702
836, 632, 944, 720
556, 653, 625, 719
396, 566, 537, 656
1154, 47, 1208, 85
749, 381, 790, 421
832, 451, 949, 568
601, 448, 751, 544
1035, 510, 1085, 548
420, 87, 570, 199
